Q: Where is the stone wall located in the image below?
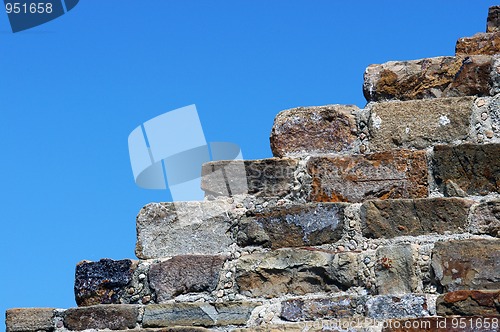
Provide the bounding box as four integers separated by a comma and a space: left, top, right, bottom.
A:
6, 6, 500, 332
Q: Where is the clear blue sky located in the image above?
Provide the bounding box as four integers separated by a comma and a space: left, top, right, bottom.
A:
1, 1, 497, 327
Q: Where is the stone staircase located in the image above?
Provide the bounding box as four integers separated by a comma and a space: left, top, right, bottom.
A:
6, 6, 500, 332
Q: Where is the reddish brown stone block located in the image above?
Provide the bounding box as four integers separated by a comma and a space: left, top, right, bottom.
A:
456, 32, 500, 55
270, 105, 359, 157
437, 290, 500, 316
431, 239, 500, 291
307, 150, 428, 203
363, 55, 495, 102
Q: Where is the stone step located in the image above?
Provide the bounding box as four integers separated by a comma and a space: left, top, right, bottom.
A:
7, 290, 500, 331
135, 196, 499, 259
202, 149, 430, 203
363, 54, 500, 103
456, 32, 500, 56
5, 302, 258, 331
79, 232, 499, 305
270, 95, 500, 156
202, 143, 500, 202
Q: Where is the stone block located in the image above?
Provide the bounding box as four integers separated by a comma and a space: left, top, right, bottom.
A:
470, 199, 500, 237
63, 304, 139, 330
235, 248, 340, 298
237, 203, 346, 249
142, 302, 258, 327
360, 198, 473, 239
367, 97, 475, 151
270, 105, 359, 157
135, 201, 235, 259
363, 55, 496, 102
148, 255, 227, 302
375, 244, 420, 295
201, 159, 298, 198
437, 290, 500, 316
6, 308, 55, 332
365, 294, 429, 319
74, 258, 136, 306
280, 296, 363, 321
487, 6, 500, 33
432, 143, 500, 196
456, 32, 500, 55
431, 239, 500, 291
307, 150, 428, 203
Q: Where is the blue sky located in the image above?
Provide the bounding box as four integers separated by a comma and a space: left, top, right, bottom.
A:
0, 0, 497, 326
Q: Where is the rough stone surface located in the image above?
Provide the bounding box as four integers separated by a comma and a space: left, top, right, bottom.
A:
382, 316, 500, 332
432, 143, 500, 196
201, 159, 298, 198
329, 252, 360, 289
135, 201, 235, 259
237, 203, 346, 249
436, 290, 500, 316
74, 258, 135, 306
235, 248, 340, 298
142, 302, 258, 327
363, 55, 496, 102
63, 304, 139, 330
487, 6, 500, 33
456, 32, 500, 55
431, 239, 500, 291
6, 308, 55, 332
361, 198, 473, 239
367, 97, 475, 151
375, 244, 420, 295
270, 105, 359, 157
280, 296, 363, 321
307, 150, 428, 203
470, 199, 500, 237
148, 255, 227, 302
365, 294, 429, 319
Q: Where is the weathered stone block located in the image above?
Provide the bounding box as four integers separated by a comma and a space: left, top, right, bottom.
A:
456, 32, 500, 55
431, 239, 500, 291
365, 294, 429, 319
361, 198, 473, 239
487, 6, 500, 33
136, 201, 235, 259
330, 251, 360, 289
280, 296, 363, 321
6, 308, 55, 332
142, 302, 258, 327
307, 150, 428, 203
367, 97, 475, 151
270, 105, 359, 157
363, 55, 496, 102
437, 290, 500, 316
237, 203, 346, 249
74, 258, 136, 306
148, 255, 227, 302
432, 143, 500, 196
375, 244, 420, 295
470, 199, 500, 237
63, 304, 139, 330
201, 159, 298, 198
235, 248, 340, 298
